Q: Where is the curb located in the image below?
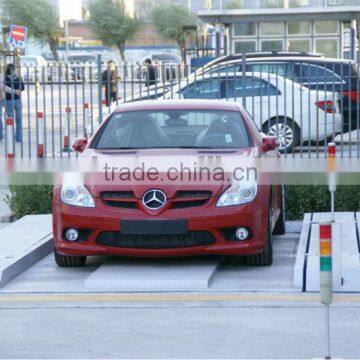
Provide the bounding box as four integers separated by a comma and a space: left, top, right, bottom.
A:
0, 235, 53, 289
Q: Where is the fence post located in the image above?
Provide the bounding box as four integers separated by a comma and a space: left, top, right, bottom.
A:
97, 53, 103, 124
83, 102, 89, 137
5, 118, 14, 159
63, 107, 71, 150
37, 111, 44, 157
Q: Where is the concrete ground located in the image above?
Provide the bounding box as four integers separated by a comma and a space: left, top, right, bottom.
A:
1, 228, 360, 359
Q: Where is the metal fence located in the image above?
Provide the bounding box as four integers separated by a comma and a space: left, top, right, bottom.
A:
0, 56, 359, 158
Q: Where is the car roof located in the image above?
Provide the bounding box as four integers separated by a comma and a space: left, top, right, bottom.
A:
205, 51, 323, 67
115, 99, 241, 113
206, 56, 355, 68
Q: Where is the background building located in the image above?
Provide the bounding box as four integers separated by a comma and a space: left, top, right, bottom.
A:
198, 0, 360, 58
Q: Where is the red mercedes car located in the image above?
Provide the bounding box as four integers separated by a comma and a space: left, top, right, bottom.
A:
53, 100, 285, 267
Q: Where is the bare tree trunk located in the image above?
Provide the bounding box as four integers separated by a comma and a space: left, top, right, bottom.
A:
49, 37, 59, 61
118, 44, 126, 63
177, 40, 186, 63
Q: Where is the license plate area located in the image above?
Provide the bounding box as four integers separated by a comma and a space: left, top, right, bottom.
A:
121, 220, 188, 235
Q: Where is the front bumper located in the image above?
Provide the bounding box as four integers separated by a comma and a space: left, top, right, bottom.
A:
53, 188, 270, 258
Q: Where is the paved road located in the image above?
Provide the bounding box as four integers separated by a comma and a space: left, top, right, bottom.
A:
0, 293, 359, 359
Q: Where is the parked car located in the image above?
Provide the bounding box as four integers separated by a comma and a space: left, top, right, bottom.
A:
199, 56, 358, 132
20, 55, 48, 82
53, 100, 285, 267
121, 72, 342, 153
67, 53, 97, 80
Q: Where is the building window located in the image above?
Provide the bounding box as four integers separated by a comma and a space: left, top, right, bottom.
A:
314, 21, 338, 35
315, 38, 338, 58
287, 39, 311, 52
234, 40, 257, 53
287, 21, 311, 35
233, 23, 256, 37
261, 39, 284, 52
260, 22, 284, 36
288, 0, 310, 6
260, 0, 284, 8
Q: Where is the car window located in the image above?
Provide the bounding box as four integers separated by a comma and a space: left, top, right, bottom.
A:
224, 78, 279, 98
246, 63, 291, 78
207, 64, 240, 74
297, 63, 344, 83
93, 110, 252, 149
181, 79, 221, 99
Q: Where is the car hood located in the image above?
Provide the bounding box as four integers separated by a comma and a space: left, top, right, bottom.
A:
81, 147, 256, 198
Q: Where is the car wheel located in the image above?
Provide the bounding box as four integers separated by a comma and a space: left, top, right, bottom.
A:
54, 248, 87, 267
273, 185, 286, 236
246, 203, 273, 266
263, 118, 300, 154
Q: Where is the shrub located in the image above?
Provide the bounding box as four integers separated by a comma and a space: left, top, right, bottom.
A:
285, 185, 360, 220
5, 185, 53, 219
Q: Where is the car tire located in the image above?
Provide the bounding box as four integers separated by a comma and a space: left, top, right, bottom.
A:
273, 186, 286, 236
54, 248, 87, 267
246, 203, 273, 266
263, 118, 300, 154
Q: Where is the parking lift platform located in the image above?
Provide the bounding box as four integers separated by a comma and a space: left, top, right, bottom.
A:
294, 212, 360, 292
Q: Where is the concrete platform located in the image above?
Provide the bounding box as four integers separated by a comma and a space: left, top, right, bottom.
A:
0, 215, 53, 288
84, 257, 221, 292
0, 233, 300, 294
294, 212, 360, 292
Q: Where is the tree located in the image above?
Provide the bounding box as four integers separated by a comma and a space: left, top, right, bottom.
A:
151, 4, 198, 61
1, 0, 60, 60
88, 0, 141, 62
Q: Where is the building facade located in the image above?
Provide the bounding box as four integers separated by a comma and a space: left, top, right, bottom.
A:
198, 0, 360, 58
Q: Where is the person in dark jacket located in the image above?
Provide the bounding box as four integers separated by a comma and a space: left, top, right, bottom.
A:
143, 58, 156, 88
102, 60, 120, 107
5, 64, 25, 142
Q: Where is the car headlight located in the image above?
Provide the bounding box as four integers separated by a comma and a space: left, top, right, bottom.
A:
61, 185, 95, 208
216, 181, 257, 207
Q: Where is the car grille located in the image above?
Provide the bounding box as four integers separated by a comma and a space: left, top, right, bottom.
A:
100, 191, 137, 209
171, 190, 212, 209
95, 231, 216, 249
100, 190, 212, 209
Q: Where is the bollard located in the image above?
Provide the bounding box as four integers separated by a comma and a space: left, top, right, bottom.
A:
327, 143, 336, 221
63, 107, 71, 150
5, 118, 14, 159
320, 222, 333, 360
83, 102, 89, 137
37, 112, 44, 157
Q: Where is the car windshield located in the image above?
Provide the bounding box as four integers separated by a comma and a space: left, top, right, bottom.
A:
93, 110, 252, 149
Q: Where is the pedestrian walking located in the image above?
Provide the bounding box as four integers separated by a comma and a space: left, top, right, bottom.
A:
102, 60, 120, 107
5, 64, 24, 143
143, 58, 156, 88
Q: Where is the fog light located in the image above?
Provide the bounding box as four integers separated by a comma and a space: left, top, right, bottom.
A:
235, 227, 249, 241
65, 228, 79, 242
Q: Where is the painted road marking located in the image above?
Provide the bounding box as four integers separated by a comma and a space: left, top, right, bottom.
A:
0, 293, 360, 303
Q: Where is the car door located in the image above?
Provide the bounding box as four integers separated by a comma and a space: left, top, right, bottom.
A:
222, 77, 281, 129
295, 63, 345, 92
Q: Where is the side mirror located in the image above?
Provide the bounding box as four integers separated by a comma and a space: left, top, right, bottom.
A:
72, 137, 88, 153
261, 136, 277, 152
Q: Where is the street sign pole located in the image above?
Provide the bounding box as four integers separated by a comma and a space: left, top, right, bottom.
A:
319, 223, 333, 360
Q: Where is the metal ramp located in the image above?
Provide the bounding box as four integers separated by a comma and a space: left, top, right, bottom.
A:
294, 212, 360, 292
